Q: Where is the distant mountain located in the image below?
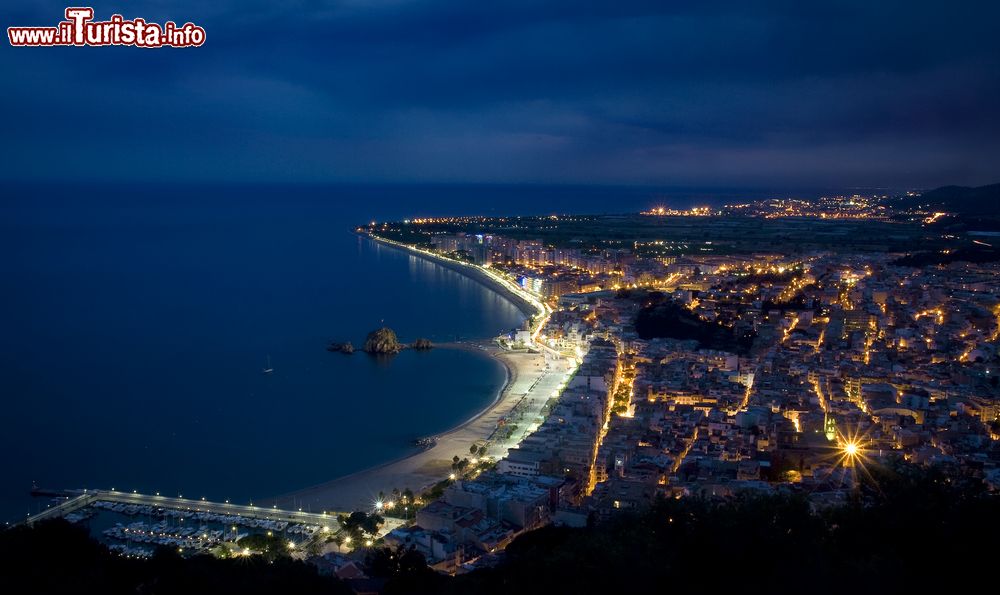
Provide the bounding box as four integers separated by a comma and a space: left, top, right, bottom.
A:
904, 183, 1000, 215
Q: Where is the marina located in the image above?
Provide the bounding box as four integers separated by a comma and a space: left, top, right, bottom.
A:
22, 489, 348, 557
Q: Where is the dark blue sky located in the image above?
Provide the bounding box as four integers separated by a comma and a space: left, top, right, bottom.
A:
3, 1, 998, 188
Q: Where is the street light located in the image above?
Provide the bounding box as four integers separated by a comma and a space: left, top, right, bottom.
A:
840, 438, 864, 471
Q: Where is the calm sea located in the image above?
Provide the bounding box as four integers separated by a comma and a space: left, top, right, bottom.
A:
0, 182, 842, 522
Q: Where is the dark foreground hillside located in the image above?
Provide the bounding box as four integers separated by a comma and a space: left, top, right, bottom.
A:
0, 521, 352, 595
445, 464, 1000, 595
3, 464, 997, 595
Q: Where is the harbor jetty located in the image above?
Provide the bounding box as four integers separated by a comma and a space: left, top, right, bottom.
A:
20, 489, 348, 530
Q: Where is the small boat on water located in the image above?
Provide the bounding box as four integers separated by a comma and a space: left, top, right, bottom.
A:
262, 355, 274, 375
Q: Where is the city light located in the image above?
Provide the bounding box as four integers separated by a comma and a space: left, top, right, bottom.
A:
21, 195, 995, 575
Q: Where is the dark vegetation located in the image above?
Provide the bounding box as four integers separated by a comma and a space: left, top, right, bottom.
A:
3, 465, 996, 594
236, 532, 293, 562
336, 511, 384, 542
902, 184, 1000, 233
0, 520, 351, 595
904, 183, 1000, 216
420, 477, 453, 502
364, 546, 445, 594
762, 294, 818, 313
444, 463, 999, 595
892, 245, 1000, 267
634, 293, 756, 354
946, 214, 1000, 232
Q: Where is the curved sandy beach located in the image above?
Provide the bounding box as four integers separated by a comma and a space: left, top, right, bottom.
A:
271, 345, 547, 513
270, 236, 552, 513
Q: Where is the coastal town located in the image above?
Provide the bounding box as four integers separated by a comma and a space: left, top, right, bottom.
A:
345, 192, 1000, 574
8, 0, 999, 591
17, 191, 1000, 587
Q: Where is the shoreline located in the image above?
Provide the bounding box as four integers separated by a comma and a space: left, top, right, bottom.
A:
430, 341, 513, 436
283, 342, 510, 494
269, 237, 551, 512
360, 232, 545, 321
279, 341, 510, 489
270, 343, 547, 513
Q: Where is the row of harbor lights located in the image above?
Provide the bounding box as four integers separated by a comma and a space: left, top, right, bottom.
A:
105, 488, 323, 516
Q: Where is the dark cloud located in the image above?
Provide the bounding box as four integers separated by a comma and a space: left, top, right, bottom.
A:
1, 0, 997, 187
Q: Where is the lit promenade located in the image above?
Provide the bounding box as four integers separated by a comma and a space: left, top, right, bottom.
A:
364, 232, 550, 320
271, 346, 568, 513
491, 357, 579, 454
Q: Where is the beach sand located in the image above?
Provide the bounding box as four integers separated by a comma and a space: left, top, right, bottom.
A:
271, 343, 552, 513
271, 236, 558, 514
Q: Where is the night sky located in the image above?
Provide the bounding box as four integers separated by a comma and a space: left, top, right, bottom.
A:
2, 1, 998, 188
